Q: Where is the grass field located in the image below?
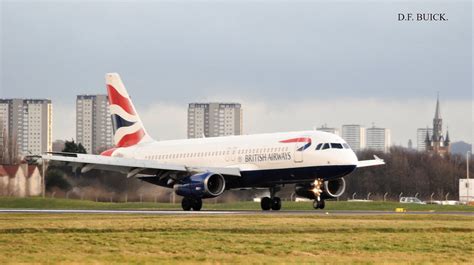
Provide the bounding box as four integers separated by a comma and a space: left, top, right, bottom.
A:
0, 213, 472, 264
0, 197, 473, 212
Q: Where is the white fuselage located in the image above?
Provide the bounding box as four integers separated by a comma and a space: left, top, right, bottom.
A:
111, 130, 358, 173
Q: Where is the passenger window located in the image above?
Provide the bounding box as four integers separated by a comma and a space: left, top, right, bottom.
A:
331, 143, 343, 149
316, 143, 323, 150
322, 143, 330, 150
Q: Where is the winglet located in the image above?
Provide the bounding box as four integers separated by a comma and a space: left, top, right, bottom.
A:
356, 155, 385, 168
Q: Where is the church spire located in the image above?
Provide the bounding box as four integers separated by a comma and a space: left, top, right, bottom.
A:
444, 128, 450, 143
434, 92, 441, 120
432, 93, 443, 141
425, 128, 431, 144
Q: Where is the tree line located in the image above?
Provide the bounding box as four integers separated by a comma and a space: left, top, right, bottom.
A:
344, 147, 472, 201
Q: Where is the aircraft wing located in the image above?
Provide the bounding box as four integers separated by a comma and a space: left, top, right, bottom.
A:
31, 153, 241, 179
356, 155, 385, 168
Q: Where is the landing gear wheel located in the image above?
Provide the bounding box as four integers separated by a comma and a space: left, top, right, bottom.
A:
181, 197, 192, 211
271, 197, 282, 211
192, 198, 202, 211
313, 199, 325, 209
261, 197, 272, 211
319, 199, 325, 209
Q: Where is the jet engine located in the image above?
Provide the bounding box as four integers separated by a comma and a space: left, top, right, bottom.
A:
174, 172, 226, 198
295, 178, 346, 199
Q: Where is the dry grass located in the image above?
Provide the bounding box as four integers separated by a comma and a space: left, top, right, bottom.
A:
0, 214, 472, 264
1, 197, 473, 212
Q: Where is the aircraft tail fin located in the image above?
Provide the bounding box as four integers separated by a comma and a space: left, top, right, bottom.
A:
106, 73, 154, 147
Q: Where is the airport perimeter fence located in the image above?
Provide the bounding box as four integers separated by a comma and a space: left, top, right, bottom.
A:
34, 190, 460, 204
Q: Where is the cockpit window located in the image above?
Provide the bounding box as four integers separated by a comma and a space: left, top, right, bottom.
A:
322, 143, 330, 150
343, 143, 350, 149
331, 143, 343, 149
316, 143, 323, 150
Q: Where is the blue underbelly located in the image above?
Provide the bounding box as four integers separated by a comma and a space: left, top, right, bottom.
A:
228, 165, 357, 188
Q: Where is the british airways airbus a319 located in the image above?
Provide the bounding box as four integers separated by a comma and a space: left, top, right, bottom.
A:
33, 73, 384, 211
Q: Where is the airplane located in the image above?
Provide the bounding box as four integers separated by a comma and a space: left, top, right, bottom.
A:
33, 73, 385, 211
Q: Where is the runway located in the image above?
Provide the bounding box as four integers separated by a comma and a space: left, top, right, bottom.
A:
0, 209, 472, 216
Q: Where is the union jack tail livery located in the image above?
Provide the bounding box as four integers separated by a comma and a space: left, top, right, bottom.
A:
106, 73, 154, 147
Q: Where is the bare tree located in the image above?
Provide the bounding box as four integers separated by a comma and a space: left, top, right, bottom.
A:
0, 123, 4, 164
346, 147, 473, 201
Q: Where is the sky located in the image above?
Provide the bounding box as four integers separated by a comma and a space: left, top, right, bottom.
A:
1, 0, 472, 146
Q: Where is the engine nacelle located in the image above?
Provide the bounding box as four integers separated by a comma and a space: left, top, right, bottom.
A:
174, 172, 226, 199
323, 178, 346, 198
295, 178, 346, 200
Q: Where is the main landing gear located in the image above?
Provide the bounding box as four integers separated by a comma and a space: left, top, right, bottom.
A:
181, 197, 202, 211
260, 187, 281, 211
311, 178, 325, 209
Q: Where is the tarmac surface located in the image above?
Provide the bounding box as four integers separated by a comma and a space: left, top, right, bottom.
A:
0, 209, 472, 216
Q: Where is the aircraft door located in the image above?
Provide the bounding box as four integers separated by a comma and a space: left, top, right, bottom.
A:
293, 136, 310, 163
225, 147, 237, 163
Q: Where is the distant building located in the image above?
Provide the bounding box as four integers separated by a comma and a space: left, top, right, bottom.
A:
0, 164, 42, 197
450, 141, 472, 155
417, 128, 433, 151
366, 126, 391, 152
187, 103, 242, 138
0, 99, 52, 158
425, 95, 450, 156
341, 125, 366, 152
52, 140, 66, 152
76, 95, 113, 154
317, 124, 340, 136
407, 139, 413, 149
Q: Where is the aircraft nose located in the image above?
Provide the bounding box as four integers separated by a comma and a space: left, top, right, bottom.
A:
348, 150, 358, 166
330, 149, 358, 166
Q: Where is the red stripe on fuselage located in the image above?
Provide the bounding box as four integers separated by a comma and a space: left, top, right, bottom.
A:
107, 84, 136, 115
117, 128, 145, 147
100, 148, 118, 156
279, 137, 311, 143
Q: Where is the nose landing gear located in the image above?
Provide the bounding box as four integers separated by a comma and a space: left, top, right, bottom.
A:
311, 178, 325, 210
260, 187, 282, 211
313, 199, 325, 209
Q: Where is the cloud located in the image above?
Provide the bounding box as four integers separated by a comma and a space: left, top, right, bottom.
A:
138, 104, 188, 141
237, 98, 473, 146
52, 103, 76, 141
61, 98, 469, 147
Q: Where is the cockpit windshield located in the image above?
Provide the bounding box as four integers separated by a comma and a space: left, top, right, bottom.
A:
316, 142, 350, 150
